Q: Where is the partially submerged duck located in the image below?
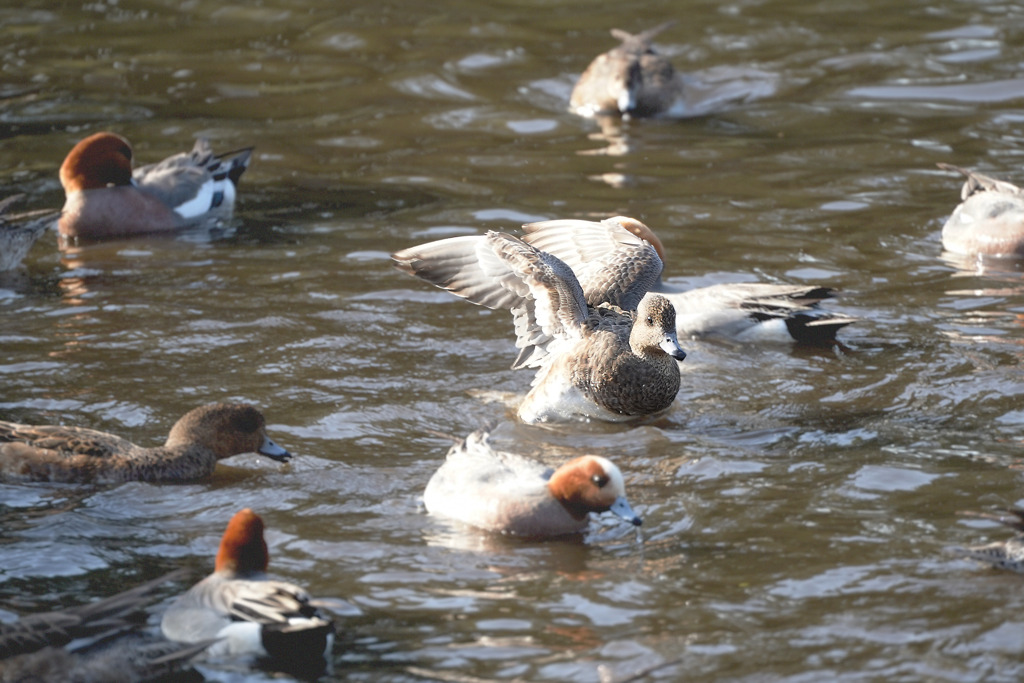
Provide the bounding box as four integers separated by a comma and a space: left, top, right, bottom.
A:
424, 428, 642, 537
938, 163, 1024, 258
0, 403, 290, 483
59, 132, 252, 240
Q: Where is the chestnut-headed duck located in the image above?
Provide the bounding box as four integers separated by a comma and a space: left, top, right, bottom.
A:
58, 132, 253, 240
522, 216, 855, 345
951, 508, 1024, 573
0, 403, 291, 483
392, 229, 686, 424
0, 194, 57, 271
424, 429, 642, 537
0, 568, 211, 681
161, 508, 335, 668
938, 163, 1024, 258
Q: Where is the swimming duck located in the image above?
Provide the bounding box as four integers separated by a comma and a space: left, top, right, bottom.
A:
570, 24, 778, 120
0, 403, 291, 483
424, 428, 642, 537
58, 132, 253, 240
160, 508, 335, 668
0, 568, 211, 682
951, 508, 1024, 573
522, 216, 854, 345
0, 194, 57, 271
392, 229, 686, 424
938, 163, 1024, 257
570, 23, 684, 118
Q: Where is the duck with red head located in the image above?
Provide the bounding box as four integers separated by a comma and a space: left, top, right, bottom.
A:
161, 508, 335, 672
58, 131, 252, 240
424, 429, 642, 537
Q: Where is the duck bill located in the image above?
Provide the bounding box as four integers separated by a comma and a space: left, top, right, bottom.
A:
609, 497, 643, 526
259, 435, 292, 462
660, 334, 687, 361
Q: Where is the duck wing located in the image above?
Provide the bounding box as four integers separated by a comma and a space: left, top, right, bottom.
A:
219, 579, 321, 626
521, 217, 662, 311
938, 163, 1024, 201
393, 231, 590, 369
0, 195, 57, 271
0, 421, 138, 460
0, 569, 189, 658
133, 138, 252, 213
609, 22, 675, 52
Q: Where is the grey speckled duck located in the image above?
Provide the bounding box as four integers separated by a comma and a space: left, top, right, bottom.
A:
950, 508, 1024, 573
0, 194, 57, 272
392, 229, 686, 424
938, 163, 1024, 257
523, 216, 855, 345
569, 23, 777, 119
0, 403, 291, 483
570, 23, 682, 118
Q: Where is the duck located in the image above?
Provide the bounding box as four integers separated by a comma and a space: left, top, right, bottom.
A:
570, 23, 685, 118
938, 163, 1024, 257
0, 403, 291, 484
392, 229, 686, 424
424, 428, 642, 537
571, 23, 684, 119
0, 194, 57, 271
58, 131, 253, 240
0, 568, 211, 682
160, 508, 335, 670
570, 24, 779, 120
522, 216, 855, 345
950, 508, 1024, 573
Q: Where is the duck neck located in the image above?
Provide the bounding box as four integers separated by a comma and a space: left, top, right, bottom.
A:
546, 478, 591, 521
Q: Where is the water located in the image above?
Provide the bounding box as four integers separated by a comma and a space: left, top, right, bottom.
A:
4, 0, 1024, 680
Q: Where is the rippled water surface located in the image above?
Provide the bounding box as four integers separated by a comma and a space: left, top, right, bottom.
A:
4, 0, 1024, 681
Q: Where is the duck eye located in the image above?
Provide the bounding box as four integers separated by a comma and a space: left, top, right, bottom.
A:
591, 474, 609, 487
646, 316, 654, 326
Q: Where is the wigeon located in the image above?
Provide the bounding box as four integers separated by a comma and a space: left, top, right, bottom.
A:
571, 23, 683, 118
938, 163, 1024, 257
0, 568, 211, 681
392, 229, 686, 424
58, 132, 253, 240
161, 508, 335, 669
570, 24, 778, 120
950, 508, 1024, 573
424, 428, 642, 537
523, 216, 855, 345
0, 403, 291, 484
0, 194, 57, 271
